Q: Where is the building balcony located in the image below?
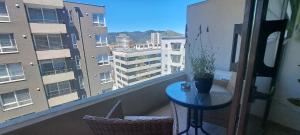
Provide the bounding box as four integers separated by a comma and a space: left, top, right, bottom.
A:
36, 49, 71, 60
48, 90, 79, 107
29, 23, 67, 34
23, 0, 64, 9
0, 72, 298, 135
42, 69, 75, 84
115, 57, 161, 65
117, 63, 161, 72
0, 72, 186, 135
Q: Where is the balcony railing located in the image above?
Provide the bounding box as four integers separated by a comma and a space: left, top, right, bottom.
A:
35, 45, 67, 51
29, 19, 65, 24
0, 72, 186, 135
41, 68, 72, 76
47, 89, 77, 99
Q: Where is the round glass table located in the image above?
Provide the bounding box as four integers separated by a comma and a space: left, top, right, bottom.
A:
166, 81, 233, 135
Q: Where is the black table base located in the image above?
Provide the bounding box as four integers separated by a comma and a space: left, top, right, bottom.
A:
178, 109, 210, 135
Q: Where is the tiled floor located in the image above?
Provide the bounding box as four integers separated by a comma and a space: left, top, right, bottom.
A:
148, 103, 226, 135
149, 103, 300, 135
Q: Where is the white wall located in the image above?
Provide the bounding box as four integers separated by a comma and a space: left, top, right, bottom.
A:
186, 0, 245, 80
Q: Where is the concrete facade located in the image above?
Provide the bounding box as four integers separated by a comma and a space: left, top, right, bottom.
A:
0, 0, 113, 122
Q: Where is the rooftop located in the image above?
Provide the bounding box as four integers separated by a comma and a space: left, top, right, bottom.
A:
112, 48, 161, 53
63, 0, 105, 7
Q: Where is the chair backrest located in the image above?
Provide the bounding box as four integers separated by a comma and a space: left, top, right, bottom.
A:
83, 115, 174, 135
106, 100, 124, 119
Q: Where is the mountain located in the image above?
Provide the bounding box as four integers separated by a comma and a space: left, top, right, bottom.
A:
107, 30, 184, 44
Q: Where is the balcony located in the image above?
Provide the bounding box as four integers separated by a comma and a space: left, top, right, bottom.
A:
0, 72, 186, 135
36, 49, 71, 60
48, 90, 79, 107
29, 23, 67, 34
1, 72, 299, 135
42, 69, 75, 84
23, 0, 64, 9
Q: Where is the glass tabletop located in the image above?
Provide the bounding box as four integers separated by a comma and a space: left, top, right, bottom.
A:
166, 81, 233, 110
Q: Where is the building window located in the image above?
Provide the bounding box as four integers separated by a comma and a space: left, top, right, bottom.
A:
96, 55, 110, 66
45, 81, 72, 98
0, 1, 9, 22
75, 55, 81, 69
171, 54, 181, 63
33, 34, 63, 51
100, 72, 112, 83
171, 66, 181, 73
28, 8, 58, 23
95, 34, 108, 47
0, 34, 18, 53
92, 13, 105, 27
39, 59, 68, 76
78, 75, 84, 89
101, 88, 111, 94
68, 10, 73, 25
0, 89, 33, 111
171, 43, 181, 51
0, 63, 25, 84
71, 33, 77, 49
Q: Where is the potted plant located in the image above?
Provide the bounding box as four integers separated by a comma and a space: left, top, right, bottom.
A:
188, 25, 215, 93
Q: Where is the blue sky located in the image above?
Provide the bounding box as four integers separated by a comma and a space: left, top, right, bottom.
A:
66, 0, 202, 33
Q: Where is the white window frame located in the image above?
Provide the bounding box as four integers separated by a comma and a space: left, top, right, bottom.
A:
27, 7, 58, 23
0, 63, 25, 84
171, 43, 181, 51
32, 34, 63, 51
45, 81, 72, 98
171, 54, 181, 63
0, 1, 10, 22
68, 9, 73, 25
100, 72, 112, 84
71, 33, 77, 49
0, 89, 33, 111
97, 55, 110, 66
39, 58, 67, 76
171, 66, 181, 73
92, 13, 106, 27
75, 55, 81, 69
0, 34, 18, 54
78, 75, 84, 89
95, 35, 108, 47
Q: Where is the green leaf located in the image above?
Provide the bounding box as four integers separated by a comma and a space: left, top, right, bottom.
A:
287, 98, 300, 107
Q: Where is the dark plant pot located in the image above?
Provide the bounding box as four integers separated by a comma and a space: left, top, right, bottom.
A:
194, 77, 213, 94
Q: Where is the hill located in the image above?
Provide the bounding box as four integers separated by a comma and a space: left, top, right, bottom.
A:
107, 30, 183, 44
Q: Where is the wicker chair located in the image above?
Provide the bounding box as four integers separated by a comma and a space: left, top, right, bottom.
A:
83, 100, 174, 135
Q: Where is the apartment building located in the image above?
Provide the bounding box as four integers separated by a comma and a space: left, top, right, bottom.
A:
64, 1, 113, 96
0, 0, 112, 122
161, 37, 186, 75
112, 48, 162, 88
150, 32, 161, 45
116, 33, 132, 48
